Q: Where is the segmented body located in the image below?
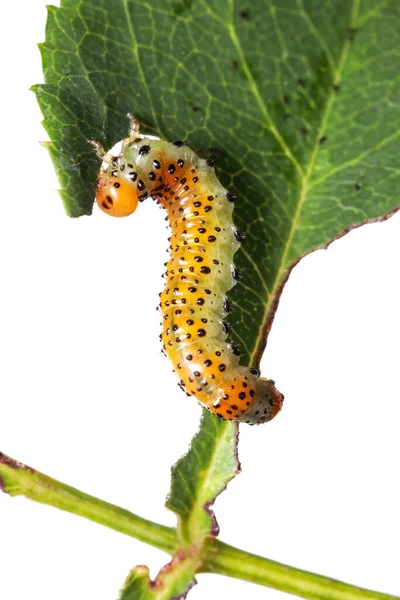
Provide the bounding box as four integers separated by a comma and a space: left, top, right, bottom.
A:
93, 119, 283, 424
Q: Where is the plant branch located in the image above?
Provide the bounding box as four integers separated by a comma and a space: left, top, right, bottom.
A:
1, 452, 398, 600
203, 540, 399, 600
0, 452, 176, 555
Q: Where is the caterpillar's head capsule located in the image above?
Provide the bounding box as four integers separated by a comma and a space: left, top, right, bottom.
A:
96, 175, 139, 217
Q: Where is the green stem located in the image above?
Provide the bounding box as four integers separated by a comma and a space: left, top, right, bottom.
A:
0, 452, 397, 600
203, 540, 399, 600
0, 453, 176, 554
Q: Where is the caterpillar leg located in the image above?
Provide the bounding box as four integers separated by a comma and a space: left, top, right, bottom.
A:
127, 113, 141, 141
88, 139, 107, 159
88, 139, 118, 170
89, 114, 141, 161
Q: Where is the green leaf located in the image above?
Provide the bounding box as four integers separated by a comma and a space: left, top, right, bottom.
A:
118, 410, 239, 600
35, 1, 400, 596
119, 566, 155, 600
35, 0, 400, 362
166, 411, 238, 545
119, 557, 196, 600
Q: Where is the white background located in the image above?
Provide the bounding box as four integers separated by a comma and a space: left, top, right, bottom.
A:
0, 2, 399, 599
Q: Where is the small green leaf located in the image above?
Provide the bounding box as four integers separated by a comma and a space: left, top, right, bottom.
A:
119, 553, 197, 600
119, 412, 238, 598
166, 410, 239, 545
119, 566, 155, 600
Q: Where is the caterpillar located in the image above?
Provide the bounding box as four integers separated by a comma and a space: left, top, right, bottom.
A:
90, 115, 284, 425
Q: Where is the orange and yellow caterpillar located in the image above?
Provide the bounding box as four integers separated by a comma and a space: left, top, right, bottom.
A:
91, 115, 283, 425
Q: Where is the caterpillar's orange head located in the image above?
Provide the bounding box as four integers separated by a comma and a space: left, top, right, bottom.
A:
96, 174, 139, 217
